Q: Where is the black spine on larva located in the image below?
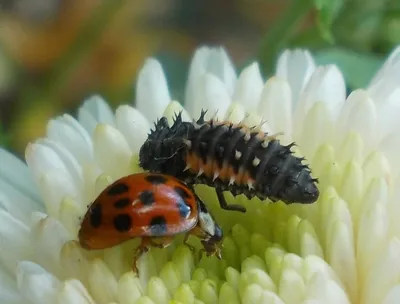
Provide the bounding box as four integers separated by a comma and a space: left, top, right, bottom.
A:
139, 110, 319, 204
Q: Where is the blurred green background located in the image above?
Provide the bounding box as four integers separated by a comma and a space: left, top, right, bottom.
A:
0, 0, 399, 156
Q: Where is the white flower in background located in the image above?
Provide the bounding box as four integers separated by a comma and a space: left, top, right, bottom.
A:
1, 45, 400, 304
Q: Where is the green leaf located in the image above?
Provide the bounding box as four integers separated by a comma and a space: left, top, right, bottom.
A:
314, 48, 384, 88
0, 124, 9, 148
314, 0, 344, 43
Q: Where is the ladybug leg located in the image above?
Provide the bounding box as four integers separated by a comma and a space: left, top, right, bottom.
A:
198, 248, 206, 261
132, 237, 152, 273
149, 236, 174, 249
183, 232, 196, 253
132, 237, 174, 273
216, 189, 246, 213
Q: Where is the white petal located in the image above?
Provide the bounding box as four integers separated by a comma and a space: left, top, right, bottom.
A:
336, 90, 377, 150
0, 147, 40, 201
0, 210, 31, 273
380, 131, 400, 175
233, 62, 264, 110
26, 142, 73, 185
382, 285, 400, 304
192, 73, 231, 120
327, 222, 357, 302
16, 261, 60, 304
207, 47, 237, 96
224, 102, 245, 123
31, 216, 71, 276
162, 100, 192, 125
305, 273, 350, 304
242, 112, 272, 133
374, 87, 400, 140
321, 195, 353, 254
295, 65, 346, 130
0, 189, 37, 223
275, 49, 316, 106
78, 95, 115, 134
0, 267, 23, 304
81, 163, 102, 203
87, 259, 118, 304
185, 46, 236, 115
357, 201, 388, 287
47, 114, 93, 164
93, 124, 132, 179
77, 108, 98, 137
367, 48, 400, 110
296, 101, 333, 158
35, 138, 84, 188
361, 238, 400, 304
302, 256, 343, 289
258, 77, 292, 136
369, 45, 400, 90
38, 170, 80, 218
59, 197, 87, 237
117, 272, 143, 304
60, 241, 91, 283
278, 269, 305, 303
57, 280, 96, 304
115, 105, 150, 152
185, 47, 211, 115
135, 58, 171, 123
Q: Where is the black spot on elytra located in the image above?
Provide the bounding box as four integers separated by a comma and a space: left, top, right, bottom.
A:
174, 186, 191, 199
114, 198, 131, 209
107, 183, 129, 196
149, 216, 167, 235
89, 203, 102, 228
145, 174, 167, 185
139, 190, 155, 205
113, 214, 132, 232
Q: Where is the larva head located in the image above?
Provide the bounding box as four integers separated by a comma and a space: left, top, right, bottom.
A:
139, 115, 194, 174
259, 141, 320, 204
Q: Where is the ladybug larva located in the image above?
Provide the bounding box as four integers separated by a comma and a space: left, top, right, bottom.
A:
139, 110, 319, 213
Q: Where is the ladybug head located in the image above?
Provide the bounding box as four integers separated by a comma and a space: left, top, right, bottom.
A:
197, 199, 223, 259
200, 224, 223, 259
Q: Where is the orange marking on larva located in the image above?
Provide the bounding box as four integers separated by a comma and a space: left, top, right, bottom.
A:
186, 152, 200, 172
218, 161, 231, 182
185, 144, 256, 187
204, 157, 214, 177
236, 167, 255, 186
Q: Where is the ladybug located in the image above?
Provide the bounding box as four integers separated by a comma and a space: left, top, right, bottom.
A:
139, 110, 319, 213
78, 172, 223, 272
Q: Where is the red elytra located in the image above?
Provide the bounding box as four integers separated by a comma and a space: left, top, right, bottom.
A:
78, 172, 223, 272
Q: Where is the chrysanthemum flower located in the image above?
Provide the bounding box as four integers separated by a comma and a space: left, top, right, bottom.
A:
1, 45, 400, 304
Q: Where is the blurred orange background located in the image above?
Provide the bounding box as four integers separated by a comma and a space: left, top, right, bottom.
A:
0, 0, 398, 155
